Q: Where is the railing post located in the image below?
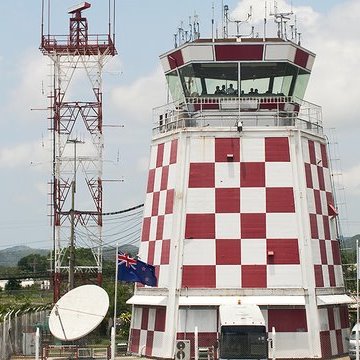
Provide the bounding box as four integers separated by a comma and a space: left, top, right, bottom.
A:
110, 326, 116, 360
2, 311, 10, 359
194, 326, 199, 360
35, 327, 40, 360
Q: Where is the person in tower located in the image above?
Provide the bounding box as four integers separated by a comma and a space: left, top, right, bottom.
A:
226, 83, 236, 95
220, 85, 226, 94
214, 85, 222, 94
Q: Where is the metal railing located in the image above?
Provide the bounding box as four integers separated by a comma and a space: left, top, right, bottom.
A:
153, 96, 323, 136
40, 34, 116, 55
42, 345, 110, 359
41, 34, 112, 47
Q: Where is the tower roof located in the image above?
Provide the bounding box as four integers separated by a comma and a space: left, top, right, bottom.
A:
160, 38, 315, 74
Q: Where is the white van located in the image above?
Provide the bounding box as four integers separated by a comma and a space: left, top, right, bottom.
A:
349, 324, 360, 360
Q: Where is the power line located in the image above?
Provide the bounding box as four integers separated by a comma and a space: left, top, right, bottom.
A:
102, 203, 144, 215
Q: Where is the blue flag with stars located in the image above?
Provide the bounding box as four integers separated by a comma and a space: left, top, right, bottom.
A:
117, 252, 157, 287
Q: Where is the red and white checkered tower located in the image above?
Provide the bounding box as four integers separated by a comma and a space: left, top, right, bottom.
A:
40, 2, 116, 301
128, 11, 351, 360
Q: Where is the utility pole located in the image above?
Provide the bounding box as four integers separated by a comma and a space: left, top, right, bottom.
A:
67, 138, 84, 290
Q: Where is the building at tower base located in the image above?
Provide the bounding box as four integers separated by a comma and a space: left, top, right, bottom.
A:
127, 37, 352, 359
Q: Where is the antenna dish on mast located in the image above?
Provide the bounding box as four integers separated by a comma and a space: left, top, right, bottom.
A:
49, 285, 109, 341
68, 2, 91, 15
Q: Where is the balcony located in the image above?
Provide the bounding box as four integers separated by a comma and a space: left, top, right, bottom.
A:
153, 96, 322, 136
40, 34, 116, 56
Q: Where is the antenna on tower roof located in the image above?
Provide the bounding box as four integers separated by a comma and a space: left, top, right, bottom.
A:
263, 1, 268, 41
173, 12, 200, 47
174, 33, 178, 48
223, 4, 252, 39
212, 2, 215, 42
270, 0, 293, 40
194, 12, 200, 40
188, 16, 192, 41
113, 0, 116, 50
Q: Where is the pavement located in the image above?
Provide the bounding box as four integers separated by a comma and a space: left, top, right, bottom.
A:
10, 356, 351, 360
10, 356, 147, 360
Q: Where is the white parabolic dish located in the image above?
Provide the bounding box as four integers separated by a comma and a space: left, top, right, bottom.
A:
49, 284, 109, 341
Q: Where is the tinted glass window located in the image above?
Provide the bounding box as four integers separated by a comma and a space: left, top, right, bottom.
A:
220, 325, 267, 359
240, 62, 309, 98
179, 63, 239, 96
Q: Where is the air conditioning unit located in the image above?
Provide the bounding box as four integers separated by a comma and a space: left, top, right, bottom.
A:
175, 340, 190, 360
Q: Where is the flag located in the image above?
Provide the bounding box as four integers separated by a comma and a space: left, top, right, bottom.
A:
117, 252, 157, 286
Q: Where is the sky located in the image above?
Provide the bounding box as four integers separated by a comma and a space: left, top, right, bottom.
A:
0, 0, 359, 251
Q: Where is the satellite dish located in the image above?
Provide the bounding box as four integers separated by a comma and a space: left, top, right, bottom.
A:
49, 284, 109, 341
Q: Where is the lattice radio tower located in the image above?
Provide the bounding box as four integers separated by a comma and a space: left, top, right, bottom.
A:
40, 1, 117, 301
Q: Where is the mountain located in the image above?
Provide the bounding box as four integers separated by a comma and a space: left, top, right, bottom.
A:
0, 244, 139, 267
0, 246, 50, 267
341, 234, 360, 250
103, 244, 139, 261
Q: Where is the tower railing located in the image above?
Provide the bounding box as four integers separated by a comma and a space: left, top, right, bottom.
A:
153, 96, 323, 136
40, 34, 116, 55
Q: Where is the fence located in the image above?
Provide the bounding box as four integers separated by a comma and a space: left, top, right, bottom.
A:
0, 308, 112, 360
0, 307, 49, 360
42, 345, 110, 359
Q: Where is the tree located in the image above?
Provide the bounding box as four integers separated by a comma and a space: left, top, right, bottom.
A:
18, 253, 49, 274
340, 234, 360, 294
5, 278, 22, 291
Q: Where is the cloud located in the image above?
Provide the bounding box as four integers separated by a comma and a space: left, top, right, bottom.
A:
342, 164, 360, 195
136, 155, 150, 173
231, 0, 319, 37
0, 140, 50, 169
7, 51, 48, 121
2, 0, 359, 237
303, 1, 360, 127
35, 182, 49, 197
229, 0, 360, 129
110, 66, 167, 123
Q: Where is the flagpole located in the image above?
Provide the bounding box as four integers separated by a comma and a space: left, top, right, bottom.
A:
356, 239, 359, 360
111, 243, 119, 360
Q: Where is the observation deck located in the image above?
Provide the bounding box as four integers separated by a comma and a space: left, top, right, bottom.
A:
153, 95, 322, 136
40, 34, 116, 56
156, 37, 320, 136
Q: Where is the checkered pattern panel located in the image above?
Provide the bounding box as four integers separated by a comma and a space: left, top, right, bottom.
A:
182, 136, 302, 289
129, 306, 167, 357
267, 308, 307, 332
139, 139, 178, 288
264, 307, 313, 358
302, 138, 344, 288
318, 305, 350, 358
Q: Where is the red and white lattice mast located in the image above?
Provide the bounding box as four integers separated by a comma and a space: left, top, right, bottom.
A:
40, 1, 116, 301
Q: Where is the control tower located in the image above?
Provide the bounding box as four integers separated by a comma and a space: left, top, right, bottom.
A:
127, 11, 351, 360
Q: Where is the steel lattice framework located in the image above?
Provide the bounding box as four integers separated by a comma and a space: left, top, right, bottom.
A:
40, 3, 116, 301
